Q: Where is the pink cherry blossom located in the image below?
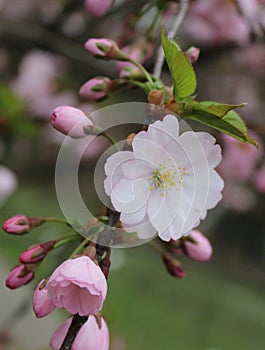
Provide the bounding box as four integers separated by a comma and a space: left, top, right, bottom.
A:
33, 279, 56, 318
46, 256, 107, 316
6, 265, 34, 289
84, 0, 113, 17
50, 315, 109, 350
104, 115, 224, 241
51, 106, 93, 138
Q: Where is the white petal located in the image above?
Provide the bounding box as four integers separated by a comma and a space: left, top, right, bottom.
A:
123, 216, 157, 240
121, 158, 153, 180
104, 151, 133, 196
120, 205, 146, 225
111, 178, 150, 214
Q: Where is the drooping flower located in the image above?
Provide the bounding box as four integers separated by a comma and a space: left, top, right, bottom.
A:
45, 256, 107, 316
33, 279, 56, 318
104, 115, 224, 241
50, 315, 109, 350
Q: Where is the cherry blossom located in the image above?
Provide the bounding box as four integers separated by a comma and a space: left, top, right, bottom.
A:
104, 115, 224, 241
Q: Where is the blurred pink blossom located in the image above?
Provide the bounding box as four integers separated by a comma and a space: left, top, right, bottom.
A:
184, 0, 251, 45
84, 0, 113, 17
0, 166, 17, 206
254, 165, 265, 193
218, 132, 263, 182
50, 315, 109, 350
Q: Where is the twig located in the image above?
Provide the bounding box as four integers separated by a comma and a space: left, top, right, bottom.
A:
153, 0, 190, 78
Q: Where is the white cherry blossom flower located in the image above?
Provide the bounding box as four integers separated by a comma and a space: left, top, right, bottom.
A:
104, 115, 224, 241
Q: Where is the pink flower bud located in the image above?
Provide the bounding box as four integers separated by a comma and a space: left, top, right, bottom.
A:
20, 241, 55, 264
2, 215, 45, 235
50, 315, 109, 350
33, 279, 56, 318
162, 255, 186, 278
85, 0, 113, 17
6, 264, 34, 289
51, 106, 93, 138
46, 256, 107, 316
173, 231, 213, 262
184, 46, 200, 64
84, 38, 125, 60
79, 77, 111, 101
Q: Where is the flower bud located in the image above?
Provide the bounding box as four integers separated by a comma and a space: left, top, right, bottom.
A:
85, 0, 113, 17
50, 315, 109, 350
6, 264, 34, 289
148, 89, 166, 106
84, 38, 126, 60
162, 254, 186, 278
2, 215, 45, 235
19, 241, 55, 264
172, 230, 213, 262
51, 106, 93, 138
119, 65, 143, 79
184, 46, 200, 64
79, 77, 111, 101
33, 279, 56, 318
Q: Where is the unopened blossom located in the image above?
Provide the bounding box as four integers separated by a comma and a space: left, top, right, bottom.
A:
85, 0, 113, 17
173, 230, 213, 262
2, 214, 44, 235
33, 279, 56, 318
85, 38, 123, 59
162, 255, 186, 278
50, 315, 109, 350
104, 115, 224, 241
79, 77, 111, 101
20, 241, 55, 264
46, 256, 107, 316
51, 106, 93, 138
184, 47, 200, 65
6, 264, 34, 289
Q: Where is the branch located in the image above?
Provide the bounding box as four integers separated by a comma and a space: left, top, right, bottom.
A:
59, 209, 120, 350
153, 0, 190, 78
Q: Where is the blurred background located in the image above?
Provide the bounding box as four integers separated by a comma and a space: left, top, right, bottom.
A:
0, 0, 264, 349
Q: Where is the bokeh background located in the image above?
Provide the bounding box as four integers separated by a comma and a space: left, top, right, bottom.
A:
0, 0, 264, 349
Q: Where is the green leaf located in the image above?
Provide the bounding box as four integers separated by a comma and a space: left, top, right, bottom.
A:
190, 101, 247, 118
161, 28, 197, 100
184, 107, 258, 147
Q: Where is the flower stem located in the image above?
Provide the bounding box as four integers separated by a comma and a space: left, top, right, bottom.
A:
44, 217, 69, 225
148, 239, 166, 256
100, 131, 120, 152
127, 58, 154, 87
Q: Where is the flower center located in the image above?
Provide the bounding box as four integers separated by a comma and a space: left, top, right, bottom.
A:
149, 158, 187, 196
